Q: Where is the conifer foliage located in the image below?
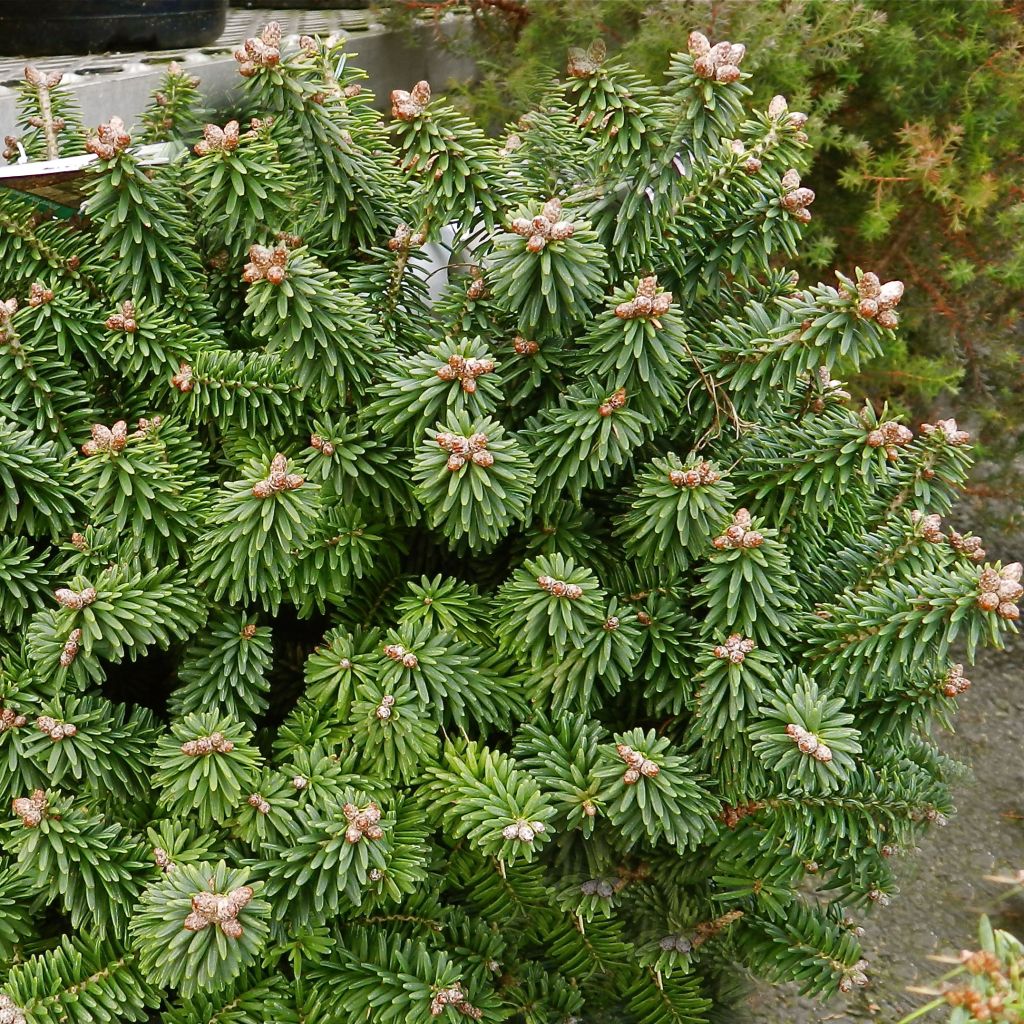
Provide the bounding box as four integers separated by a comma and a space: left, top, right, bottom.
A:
0, 26, 1017, 1023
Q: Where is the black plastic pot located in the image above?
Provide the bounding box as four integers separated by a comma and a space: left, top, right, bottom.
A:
0, 0, 228, 57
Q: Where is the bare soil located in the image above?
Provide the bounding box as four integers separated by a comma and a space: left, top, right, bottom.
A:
742, 635, 1024, 1023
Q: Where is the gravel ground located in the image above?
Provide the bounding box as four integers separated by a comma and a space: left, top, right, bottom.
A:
741, 634, 1024, 1024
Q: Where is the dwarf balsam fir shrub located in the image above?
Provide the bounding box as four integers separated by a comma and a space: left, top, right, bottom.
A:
0, 23, 1018, 1024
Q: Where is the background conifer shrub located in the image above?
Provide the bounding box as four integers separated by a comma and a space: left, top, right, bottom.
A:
0, 20, 1018, 1023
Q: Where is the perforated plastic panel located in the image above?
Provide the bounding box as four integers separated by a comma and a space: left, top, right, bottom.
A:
0, 8, 377, 87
